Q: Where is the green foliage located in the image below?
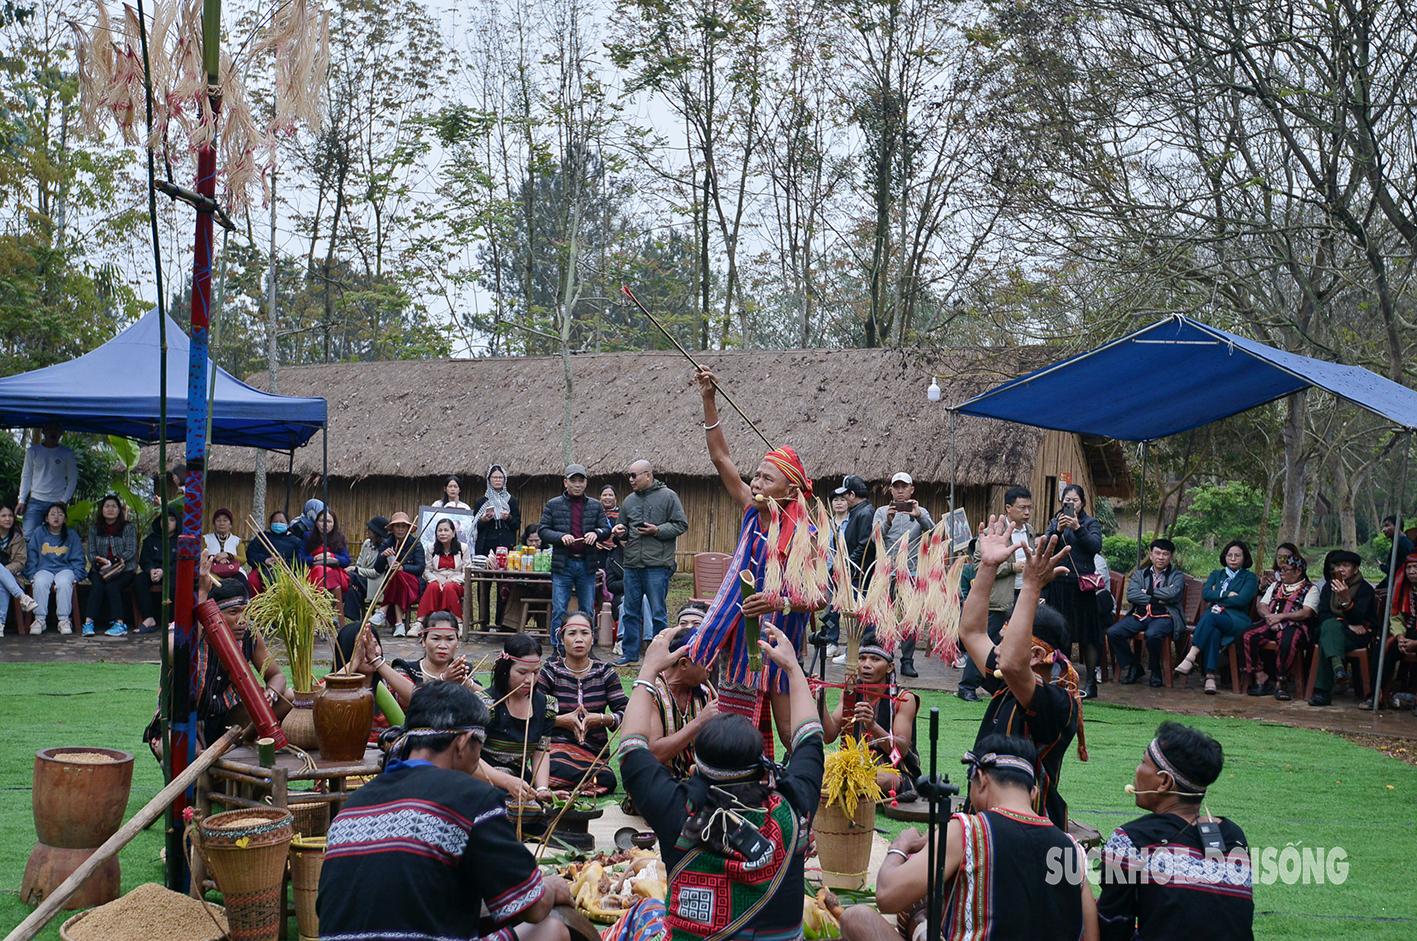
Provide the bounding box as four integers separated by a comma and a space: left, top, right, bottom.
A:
1171, 482, 1276, 550
1104, 532, 1204, 574
1101, 533, 1140, 574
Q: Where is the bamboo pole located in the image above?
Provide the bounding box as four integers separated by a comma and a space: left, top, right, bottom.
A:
4, 727, 244, 941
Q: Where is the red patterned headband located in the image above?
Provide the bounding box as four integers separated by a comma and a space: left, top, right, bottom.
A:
763, 445, 812, 498
498, 652, 542, 666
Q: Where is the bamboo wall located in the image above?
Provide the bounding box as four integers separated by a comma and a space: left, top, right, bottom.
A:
204, 431, 1095, 571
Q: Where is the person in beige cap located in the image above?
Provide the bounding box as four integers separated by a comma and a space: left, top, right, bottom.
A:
375, 511, 425, 636
870, 472, 934, 676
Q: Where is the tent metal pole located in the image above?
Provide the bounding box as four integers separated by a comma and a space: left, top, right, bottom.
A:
286, 449, 294, 515
320, 427, 329, 588
1136, 441, 1149, 566
948, 409, 957, 522
1372, 430, 1412, 712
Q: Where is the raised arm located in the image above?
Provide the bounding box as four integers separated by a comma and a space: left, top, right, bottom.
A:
695, 367, 752, 508
998, 533, 1070, 709
960, 515, 1016, 670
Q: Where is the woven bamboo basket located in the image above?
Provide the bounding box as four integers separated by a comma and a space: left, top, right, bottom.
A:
194, 808, 294, 941
289, 836, 326, 941
289, 798, 330, 838
813, 795, 876, 890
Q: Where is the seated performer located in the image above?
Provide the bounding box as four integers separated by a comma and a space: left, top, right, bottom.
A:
540, 613, 627, 795
688, 365, 824, 751
146, 558, 289, 759
1175, 541, 1258, 694
644, 625, 719, 779
1374, 550, 1417, 710
319, 682, 573, 941
608, 625, 822, 941
840, 734, 1097, 941
1309, 549, 1376, 706
961, 516, 1083, 829
1241, 544, 1317, 701
1097, 722, 1253, 941
476, 633, 558, 805
1108, 539, 1185, 688
385, 612, 481, 708
823, 631, 921, 800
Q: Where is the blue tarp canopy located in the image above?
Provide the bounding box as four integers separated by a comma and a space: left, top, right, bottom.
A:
0, 308, 326, 450
957, 315, 1417, 438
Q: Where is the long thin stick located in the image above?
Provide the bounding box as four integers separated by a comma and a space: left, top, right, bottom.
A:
4, 727, 244, 941
621, 285, 773, 448
535, 736, 615, 859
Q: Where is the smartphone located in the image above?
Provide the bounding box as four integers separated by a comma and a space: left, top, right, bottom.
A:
893, 500, 912, 512
1061, 505, 1075, 519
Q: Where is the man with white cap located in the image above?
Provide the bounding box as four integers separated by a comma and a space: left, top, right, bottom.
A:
871, 472, 933, 676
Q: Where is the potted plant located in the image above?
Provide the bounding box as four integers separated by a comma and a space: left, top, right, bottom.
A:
246, 562, 338, 750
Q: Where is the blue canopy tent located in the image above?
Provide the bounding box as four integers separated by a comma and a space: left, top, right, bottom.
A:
0, 307, 326, 450
953, 314, 1417, 708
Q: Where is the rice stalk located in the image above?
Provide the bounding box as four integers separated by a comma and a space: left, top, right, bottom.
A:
245, 562, 338, 693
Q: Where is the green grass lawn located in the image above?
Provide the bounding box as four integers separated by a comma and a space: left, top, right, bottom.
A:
2, 663, 1414, 940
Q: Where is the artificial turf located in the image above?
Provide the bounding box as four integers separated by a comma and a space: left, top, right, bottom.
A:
2, 663, 1414, 940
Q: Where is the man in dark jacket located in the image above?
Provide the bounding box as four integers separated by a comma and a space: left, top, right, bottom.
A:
831, 475, 875, 664
539, 464, 612, 651
1309, 550, 1376, 706
1108, 539, 1186, 687
611, 460, 689, 664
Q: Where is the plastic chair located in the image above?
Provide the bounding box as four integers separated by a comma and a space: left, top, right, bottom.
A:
692, 552, 732, 603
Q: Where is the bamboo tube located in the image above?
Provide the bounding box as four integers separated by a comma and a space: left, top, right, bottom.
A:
5, 727, 243, 941
739, 571, 762, 671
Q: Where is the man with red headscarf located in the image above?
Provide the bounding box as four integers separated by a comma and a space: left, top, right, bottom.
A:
688, 366, 824, 750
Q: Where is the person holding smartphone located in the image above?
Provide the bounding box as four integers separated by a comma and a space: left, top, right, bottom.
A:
1042, 484, 1105, 694
870, 472, 934, 676
610, 460, 689, 664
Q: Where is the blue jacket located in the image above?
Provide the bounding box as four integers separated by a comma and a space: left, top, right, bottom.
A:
1201, 567, 1258, 633
25, 527, 87, 579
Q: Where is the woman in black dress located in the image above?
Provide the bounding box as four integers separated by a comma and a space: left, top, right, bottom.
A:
1043, 484, 1104, 699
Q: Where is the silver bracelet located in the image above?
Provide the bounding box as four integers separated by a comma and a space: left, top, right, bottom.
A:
632, 679, 657, 695
886, 848, 910, 862
702, 419, 721, 431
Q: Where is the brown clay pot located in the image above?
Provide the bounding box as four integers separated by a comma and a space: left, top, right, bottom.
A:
21, 846, 120, 909
281, 693, 320, 750
314, 673, 374, 761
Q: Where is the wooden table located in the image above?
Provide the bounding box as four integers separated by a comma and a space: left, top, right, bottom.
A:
463, 568, 553, 636
193, 743, 381, 938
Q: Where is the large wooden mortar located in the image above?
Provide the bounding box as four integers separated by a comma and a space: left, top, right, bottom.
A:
22, 747, 134, 909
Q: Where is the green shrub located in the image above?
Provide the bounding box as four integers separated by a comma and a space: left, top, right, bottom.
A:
1104, 532, 1205, 574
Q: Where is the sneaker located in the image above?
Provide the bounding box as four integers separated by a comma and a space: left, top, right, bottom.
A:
54, 619, 68, 635
613, 656, 640, 666
19, 593, 38, 613
832, 652, 847, 664
137, 620, 160, 634
369, 609, 388, 627
410, 620, 424, 637
105, 622, 129, 637
392, 622, 406, 637
81, 620, 96, 637
0, 621, 5, 637
826, 645, 841, 657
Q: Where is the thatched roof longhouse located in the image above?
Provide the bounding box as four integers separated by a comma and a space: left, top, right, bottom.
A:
198, 347, 1131, 497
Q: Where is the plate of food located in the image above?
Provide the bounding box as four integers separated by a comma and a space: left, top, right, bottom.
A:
561, 850, 666, 923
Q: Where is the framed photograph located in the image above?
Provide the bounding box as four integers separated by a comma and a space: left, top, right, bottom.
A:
944, 507, 971, 552
418, 505, 475, 558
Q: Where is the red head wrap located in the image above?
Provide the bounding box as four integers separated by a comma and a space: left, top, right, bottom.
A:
763, 446, 812, 498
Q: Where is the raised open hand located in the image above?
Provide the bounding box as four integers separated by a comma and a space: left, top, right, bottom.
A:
975, 515, 1019, 568
1019, 533, 1070, 591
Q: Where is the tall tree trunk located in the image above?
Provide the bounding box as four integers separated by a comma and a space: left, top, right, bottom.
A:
1279, 391, 1308, 545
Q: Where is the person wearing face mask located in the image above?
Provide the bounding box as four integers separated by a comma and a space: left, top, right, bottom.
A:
473, 465, 521, 557
1175, 541, 1258, 695
1096, 723, 1252, 941
246, 510, 303, 594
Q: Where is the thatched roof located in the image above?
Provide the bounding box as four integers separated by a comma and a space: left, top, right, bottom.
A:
179, 347, 1131, 495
